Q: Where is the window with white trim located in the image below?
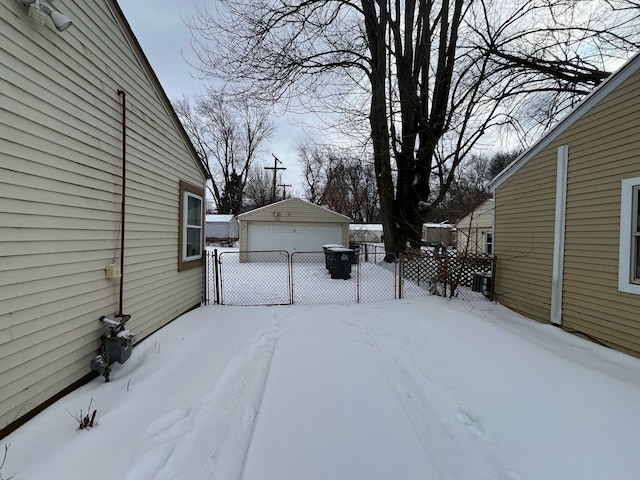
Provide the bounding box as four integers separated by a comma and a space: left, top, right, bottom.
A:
633, 186, 640, 283
485, 232, 493, 255
178, 181, 204, 271
618, 177, 640, 294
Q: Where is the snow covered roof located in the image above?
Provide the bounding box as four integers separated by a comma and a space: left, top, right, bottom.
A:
206, 215, 236, 223
349, 224, 383, 231
423, 223, 455, 229
237, 198, 351, 222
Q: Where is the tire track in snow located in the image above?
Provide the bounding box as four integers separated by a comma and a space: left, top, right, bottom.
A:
196, 324, 279, 480
345, 319, 527, 480
123, 322, 282, 480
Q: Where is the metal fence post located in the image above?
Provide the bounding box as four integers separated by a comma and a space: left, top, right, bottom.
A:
398, 254, 403, 299
203, 251, 208, 305
214, 248, 220, 305
288, 252, 293, 305
490, 255, 497, 302
356, 253, 361, 303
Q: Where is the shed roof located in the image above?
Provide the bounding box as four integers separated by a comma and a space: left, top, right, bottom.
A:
206, 215, 236, 223
490, 52, 640, 191
423, 223, 455, 229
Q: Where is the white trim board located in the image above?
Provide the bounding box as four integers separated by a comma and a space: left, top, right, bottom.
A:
551, 146, 569, 324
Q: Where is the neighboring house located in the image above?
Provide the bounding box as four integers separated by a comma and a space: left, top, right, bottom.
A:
238, 198, 350, 256
205, 215, 239, 241
490, 52, 640, 357
350, 224, 383, 243
455, 199, 494, 254
422, 223, 455, 246
1, 0, 208, 436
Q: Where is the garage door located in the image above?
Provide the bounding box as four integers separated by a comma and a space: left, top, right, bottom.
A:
247, 222, 342, 253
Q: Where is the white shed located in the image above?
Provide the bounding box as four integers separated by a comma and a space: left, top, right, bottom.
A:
238, 198, 351, 254
205, 215, 239, 240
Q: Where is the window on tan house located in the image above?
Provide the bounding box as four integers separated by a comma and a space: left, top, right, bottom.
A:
633, 186, 640, 283
178, 180, 204, 271
618, 177, 640, 293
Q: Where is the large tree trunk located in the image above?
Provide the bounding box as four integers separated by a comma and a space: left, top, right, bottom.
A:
363, 0, 401, 259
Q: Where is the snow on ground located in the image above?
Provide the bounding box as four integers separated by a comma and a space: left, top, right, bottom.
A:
4, 297, 640, 479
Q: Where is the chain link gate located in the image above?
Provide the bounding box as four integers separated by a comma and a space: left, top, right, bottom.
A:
204, 247, 495, 305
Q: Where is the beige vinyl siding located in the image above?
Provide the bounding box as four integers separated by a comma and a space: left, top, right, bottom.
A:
494, 67, 640, 356
559, 70, 640, 356
1, 0, 205, 430
494, 148, 557, 324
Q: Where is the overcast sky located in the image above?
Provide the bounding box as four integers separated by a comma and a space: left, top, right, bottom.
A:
118, 0, 307, 193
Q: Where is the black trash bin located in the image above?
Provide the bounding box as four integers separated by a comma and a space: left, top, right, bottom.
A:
328, 247, 353, 279
323, 244, 344, 269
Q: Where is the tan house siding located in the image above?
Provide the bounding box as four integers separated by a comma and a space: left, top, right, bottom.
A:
559, 71, 640, 356
1, 0, 205, 432
494, 148, 557, 324
493, 63, 640, 357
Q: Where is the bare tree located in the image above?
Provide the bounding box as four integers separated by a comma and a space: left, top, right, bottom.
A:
174, 93, 274, 215
431, 149, 520, 222
189, 0, 639, 256
299, 143, 380, 222
243, 165, 288, 211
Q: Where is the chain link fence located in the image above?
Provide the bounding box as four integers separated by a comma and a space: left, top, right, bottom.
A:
290, 251, 357, 304
208, 250, 291, 306
205, 246, 494, 305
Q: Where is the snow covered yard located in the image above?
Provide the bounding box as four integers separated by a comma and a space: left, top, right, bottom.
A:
4, 297, 640, 479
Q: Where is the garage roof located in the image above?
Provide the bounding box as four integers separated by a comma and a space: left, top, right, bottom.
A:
238, 198, 351, 223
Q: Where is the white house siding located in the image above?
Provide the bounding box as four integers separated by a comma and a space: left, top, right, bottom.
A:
0, 0, 205, 432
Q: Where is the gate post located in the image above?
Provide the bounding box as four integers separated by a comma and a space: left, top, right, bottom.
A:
214, 248, 221, 305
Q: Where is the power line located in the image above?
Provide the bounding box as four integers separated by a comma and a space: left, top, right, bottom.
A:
264, 154, 286, 202
278, 183, 292, 199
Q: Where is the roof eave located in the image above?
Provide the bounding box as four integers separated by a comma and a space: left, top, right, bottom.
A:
489, 51, 640, 192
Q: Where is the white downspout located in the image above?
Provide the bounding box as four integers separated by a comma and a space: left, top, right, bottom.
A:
551, 145, 569, 325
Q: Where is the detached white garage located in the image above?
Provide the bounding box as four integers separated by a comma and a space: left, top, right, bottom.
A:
238, 198, 350, 257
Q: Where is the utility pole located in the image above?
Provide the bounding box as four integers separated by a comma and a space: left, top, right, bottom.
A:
264, 154, 286, 202
278, 183, 292, 200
